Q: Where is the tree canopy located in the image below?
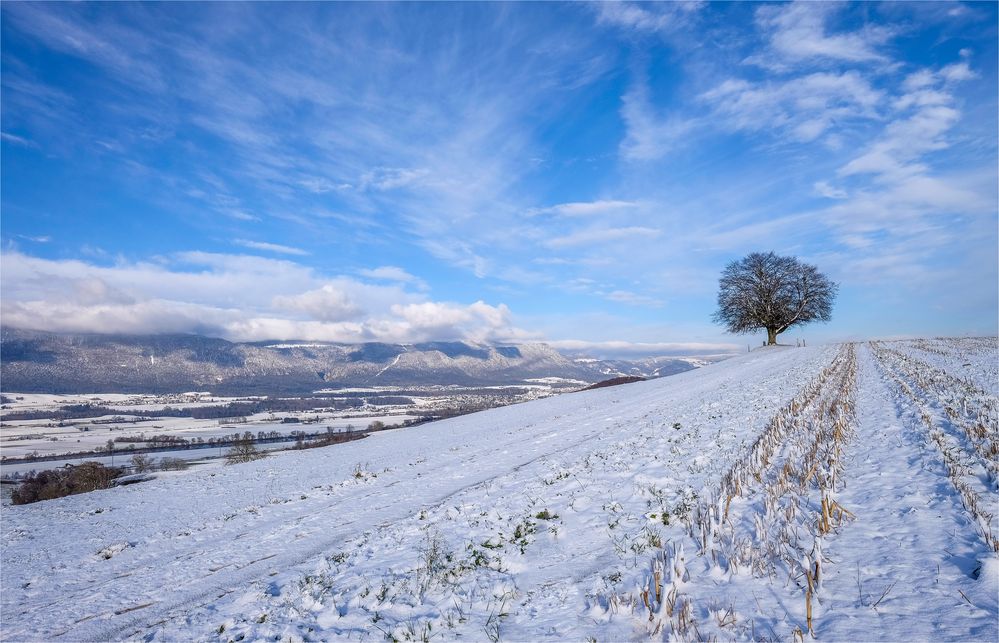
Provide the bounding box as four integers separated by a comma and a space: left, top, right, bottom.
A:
713, 252, 837, 345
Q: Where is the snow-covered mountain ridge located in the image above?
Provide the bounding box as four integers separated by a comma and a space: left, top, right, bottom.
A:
0, 328, 716, 394
1, 338, 996, 641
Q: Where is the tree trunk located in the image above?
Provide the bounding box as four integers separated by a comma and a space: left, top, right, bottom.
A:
767, 327, 778, 345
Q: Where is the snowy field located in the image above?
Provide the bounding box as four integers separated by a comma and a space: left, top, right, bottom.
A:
1, 339, 996, 642
0, 414, 417, 475
0, 384, 570, 470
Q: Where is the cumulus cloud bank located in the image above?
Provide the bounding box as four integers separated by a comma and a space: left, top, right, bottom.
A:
0, 251, 532, 344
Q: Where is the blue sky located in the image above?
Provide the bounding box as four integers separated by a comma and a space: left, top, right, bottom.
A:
2, 2, 996, 357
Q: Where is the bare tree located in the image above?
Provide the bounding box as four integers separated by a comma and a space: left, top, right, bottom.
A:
713, 251, 837, 345
225, 435, 265, 465
130, 454, 156, 473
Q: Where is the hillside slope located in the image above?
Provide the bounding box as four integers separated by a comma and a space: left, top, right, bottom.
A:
1, 339, 996, 642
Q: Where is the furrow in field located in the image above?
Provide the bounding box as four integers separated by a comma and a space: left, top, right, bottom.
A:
871, 341, 999, 551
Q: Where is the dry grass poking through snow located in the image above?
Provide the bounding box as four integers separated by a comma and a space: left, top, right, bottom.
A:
622, 344, 860, 639
870, 341, 999, 552
613, 340, 999, 642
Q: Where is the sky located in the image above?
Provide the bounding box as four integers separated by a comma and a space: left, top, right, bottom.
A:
1, 1, 996, 358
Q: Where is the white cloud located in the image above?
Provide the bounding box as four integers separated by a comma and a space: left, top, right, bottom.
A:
894, 63, 975, 111
0, 251, 532, 344
902, 69, 936, 91
699, 212, 813, 251
620, 80, 698, 161
529, 200, 639, 218
357, 265, 424, 285
387, 300, 527, 343
361, 167, 431, 191
1, 2, 621, 289
545, 226, 661, 249
1, 131, 34, 147
940, 62, 976, 83
813, 181, 848, 200
753, 2, 893, 66
602, 290, 664, 308
222, 209, 260, 222
824, 173, 990, 235
2, 2, 166, 91
273, 285, 363, 322
595, 1, 702, 35
234, 239, 310, 256
702, 70, 883, 143
419, 239, 490, 279
2, 298, 237, 338
298, 177, 352, 193
839, 104, 960, 180
892, 89, 952, 111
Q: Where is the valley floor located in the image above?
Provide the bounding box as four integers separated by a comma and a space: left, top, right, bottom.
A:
1, 339, 996, 642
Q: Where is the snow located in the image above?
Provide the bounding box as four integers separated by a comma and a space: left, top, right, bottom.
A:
1, 392, 243, 410
264, 343, 336, 349
817, 346, 996, 640
372, 353, 404, 378
1, 339, 996, 642
523, 376, 590, 385
0, 414, 417, 476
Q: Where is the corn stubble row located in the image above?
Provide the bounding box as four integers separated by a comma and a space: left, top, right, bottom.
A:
870, 341, 999, 553
627, 345, 860, 640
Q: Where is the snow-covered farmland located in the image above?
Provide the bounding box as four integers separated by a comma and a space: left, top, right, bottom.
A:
0, 384, 573, 474
0, 415, 414, 457
1, 339, 996, 642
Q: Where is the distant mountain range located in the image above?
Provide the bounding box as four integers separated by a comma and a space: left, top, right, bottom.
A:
0, 328, 728, 394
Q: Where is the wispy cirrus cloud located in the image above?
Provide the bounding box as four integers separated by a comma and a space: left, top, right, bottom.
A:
234, 239, 309, 256
546, 226, 660, 249
837, 63, 974, 183
2, 2, 617, 277
357, 266, 427, 289
701, 70, 883, 143
1, 2, 167, 91
611, 3, 993, 342
620, 79, 699, 161
529, 200, 639, 218
594, 1, 703, 36
813, 181, 848, 200
602, 290, 664, 308
750, 1, 895, 68
1, 131, 34, 147
16, 234, 51, 243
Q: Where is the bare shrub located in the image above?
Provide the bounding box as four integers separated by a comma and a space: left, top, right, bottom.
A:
159, 457, 190, 471
130, 454, 156, 473
11, 462, 124, 505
